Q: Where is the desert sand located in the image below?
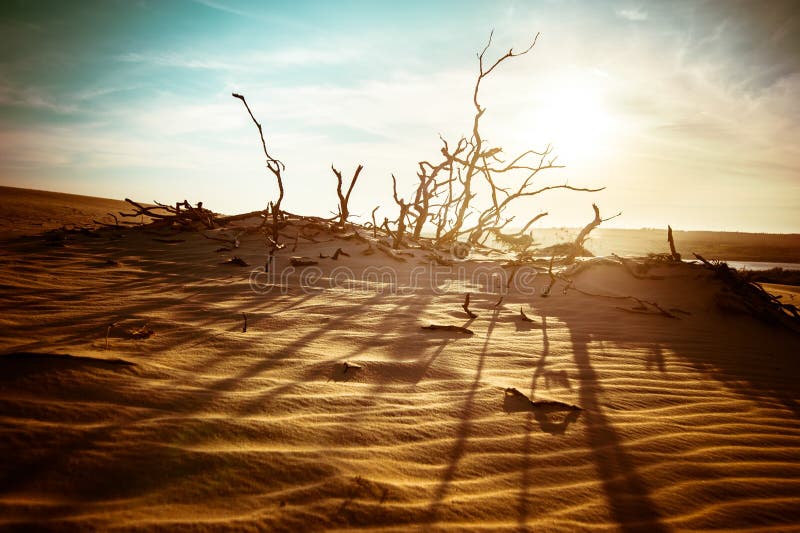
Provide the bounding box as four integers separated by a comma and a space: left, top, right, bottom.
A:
0, 186, 138, 240
1, 190, 799, 531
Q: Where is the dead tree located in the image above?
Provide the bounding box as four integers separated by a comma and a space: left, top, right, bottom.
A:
121, 198, 216, 229
432, 156, 467, 240
401, 31, 604, 247
461, 153, 600, 247
408, 138, 467, 238
409, 160, 443, 238
332, 164, 364, 228
232, 93, 285, 242
567, 203, 621, 262
438, 32, 541, 243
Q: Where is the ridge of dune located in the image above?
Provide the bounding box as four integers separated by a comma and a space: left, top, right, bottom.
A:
0, 191, 799, 531
0, 186, 141, 239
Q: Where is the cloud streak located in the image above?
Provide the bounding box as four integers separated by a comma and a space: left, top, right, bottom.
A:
617, 7, 648, 21
0, 82, 77, 114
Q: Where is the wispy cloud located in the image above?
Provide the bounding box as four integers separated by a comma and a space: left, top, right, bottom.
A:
115, 46, 362, 71
253, 47, 361, 67
188, 0, 316, 32
72, 85, 144, 102
0, 82, 77, 114
115, 52, 232, 70
189, 0, 251, 18
617, 7, 648, 21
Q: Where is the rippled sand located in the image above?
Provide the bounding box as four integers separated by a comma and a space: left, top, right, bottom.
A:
1, 190, 799, 531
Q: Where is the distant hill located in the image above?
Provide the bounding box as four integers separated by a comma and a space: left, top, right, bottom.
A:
529, 227, 800, 263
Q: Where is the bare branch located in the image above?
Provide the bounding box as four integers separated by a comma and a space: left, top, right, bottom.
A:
462, 293, 478, 319
567, 203, 621, 262
332, 164, 364, 227
390, 174, 411, 249
232, 93, 285, 212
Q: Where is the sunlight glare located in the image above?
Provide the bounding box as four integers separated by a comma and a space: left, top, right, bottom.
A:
522, 72, 617, 162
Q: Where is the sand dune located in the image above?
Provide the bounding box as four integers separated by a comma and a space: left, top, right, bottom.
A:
1, 192, 799, 531
0, 186, 138, 239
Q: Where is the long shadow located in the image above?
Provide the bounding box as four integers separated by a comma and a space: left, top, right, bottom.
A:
518, 263, 800, 531
516, 312, 546, 530
0, 233, 383, 500
0, 289, 436, 508
423, 307, 500, 527
569, 327, 667, 532
646, 343, 666, 373
6, 234, 800, 530
515, 311, 552, 529
200, 294, 387, 392
232, 292, 433, 416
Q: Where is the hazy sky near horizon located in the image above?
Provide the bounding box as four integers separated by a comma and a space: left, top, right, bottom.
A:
1, 0, 798, 232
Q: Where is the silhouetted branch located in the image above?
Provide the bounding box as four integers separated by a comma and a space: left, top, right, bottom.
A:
567, 203, 620, 262
462, 293, 478, 318
693, 252, 800, 330
391, 174, 411, 249
541, 255, 557, 296
232, 93, 285, 208
332, 164, 364, 228
668, 225, 681, 261
368, 206, 380, 238
121, 198, 215, 229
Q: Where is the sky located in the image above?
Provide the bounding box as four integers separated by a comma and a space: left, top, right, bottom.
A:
1, 0, 798, 232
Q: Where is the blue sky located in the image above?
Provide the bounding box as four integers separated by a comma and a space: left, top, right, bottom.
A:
1, 0, 798, 232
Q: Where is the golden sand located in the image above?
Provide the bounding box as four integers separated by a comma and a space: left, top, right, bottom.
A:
1, 189, 798, 531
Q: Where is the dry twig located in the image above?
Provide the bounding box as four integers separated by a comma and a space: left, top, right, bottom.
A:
520, 307, 534, 322
421, 324, 475, 335
462, 293, 478, 318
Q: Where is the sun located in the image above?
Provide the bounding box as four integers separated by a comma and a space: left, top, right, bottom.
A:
520, 73, 617, 161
